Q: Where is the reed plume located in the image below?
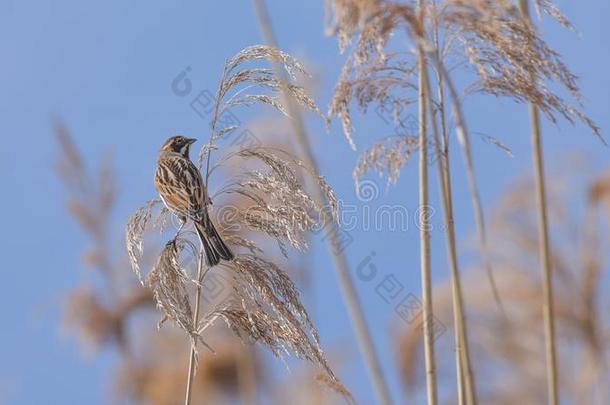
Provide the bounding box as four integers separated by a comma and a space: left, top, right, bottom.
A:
327, 1, 602, 403
126, 46, 351, 404
326, 2, 448, 403
56, 124, 156, 357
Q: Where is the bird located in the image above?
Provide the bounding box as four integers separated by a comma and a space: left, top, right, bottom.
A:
154, 135, 234, 266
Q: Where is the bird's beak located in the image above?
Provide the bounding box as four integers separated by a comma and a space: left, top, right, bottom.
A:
187, 138, 197, 145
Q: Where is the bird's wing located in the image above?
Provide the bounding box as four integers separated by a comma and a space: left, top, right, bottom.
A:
155, 155, 206, 221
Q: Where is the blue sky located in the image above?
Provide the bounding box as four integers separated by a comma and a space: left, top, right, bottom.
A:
0, 1, 609, 404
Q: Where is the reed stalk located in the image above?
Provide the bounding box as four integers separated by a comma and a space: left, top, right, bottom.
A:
251, 1, 392, 403
424, 43, 477, 405
426, 48, 491, 405
416, 2, 437, 403
518, 1, 558, 403
184, 250, 205, 405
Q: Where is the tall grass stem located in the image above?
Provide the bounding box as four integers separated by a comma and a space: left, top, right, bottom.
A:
416, 2, 437, 401
425, 47, 477, 405
184, 250, 205, 405
518, 3, 558, 403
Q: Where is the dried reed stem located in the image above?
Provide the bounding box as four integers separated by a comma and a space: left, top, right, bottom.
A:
426, 45, 504, 320
426, 38, 477, 405
518, 2, 558, 403
528, 79, 559, 405
251, 1, 392, 403
429, 23, 464, 403
427, 50, 491, 405
417, 2, 437, 403
184, 250, 205, 405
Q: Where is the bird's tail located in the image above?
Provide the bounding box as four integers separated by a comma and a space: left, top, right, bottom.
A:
194, 214, 234, 267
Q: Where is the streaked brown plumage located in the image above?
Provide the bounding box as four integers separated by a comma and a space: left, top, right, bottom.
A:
155, 135, 234, 266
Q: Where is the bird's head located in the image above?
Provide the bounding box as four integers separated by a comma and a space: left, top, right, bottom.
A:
160, 135, 197, 157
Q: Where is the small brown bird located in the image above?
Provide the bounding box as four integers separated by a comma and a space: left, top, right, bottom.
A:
155, 135, 234, 266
